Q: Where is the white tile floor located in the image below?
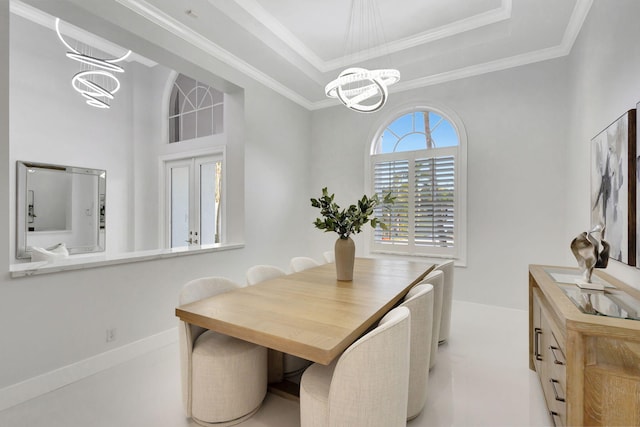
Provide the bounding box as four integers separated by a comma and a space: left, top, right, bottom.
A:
0, 300, 552, 427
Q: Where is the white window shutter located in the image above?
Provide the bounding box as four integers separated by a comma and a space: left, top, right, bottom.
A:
415, 156, 455, 248
371, 149, 457, 256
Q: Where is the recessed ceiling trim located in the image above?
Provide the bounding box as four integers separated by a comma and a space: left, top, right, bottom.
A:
231, 0, 513, 73
113, 0, 314, 109
311, 0, 593, 111
110, 0, 590, 112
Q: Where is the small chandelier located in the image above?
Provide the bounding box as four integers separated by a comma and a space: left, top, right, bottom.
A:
55, 18, 131, 109
325, 0, 400, 113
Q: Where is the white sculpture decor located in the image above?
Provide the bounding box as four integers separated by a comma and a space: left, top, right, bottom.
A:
570, 224, 610, 290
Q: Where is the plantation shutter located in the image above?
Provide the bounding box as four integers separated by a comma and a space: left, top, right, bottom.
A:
415, 156, 455, 248
371, 148, 457, 256
373, 160, 410, 245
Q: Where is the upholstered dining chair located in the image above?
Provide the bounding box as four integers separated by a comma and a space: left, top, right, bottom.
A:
300, 306, 411, 427
290, 256, 321, 272
399, 283, 434, 420
322, 251, 335, 263
245, 264, 311, 379
435, 260, 454, 344
246, 264, 287, 286
179, 277, 267, 426
419, 269, 444, 369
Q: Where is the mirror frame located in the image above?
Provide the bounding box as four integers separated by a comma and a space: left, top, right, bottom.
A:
16, 160, 106, 259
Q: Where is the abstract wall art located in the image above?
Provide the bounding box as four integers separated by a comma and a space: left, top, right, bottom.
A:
591, 109, 636, 266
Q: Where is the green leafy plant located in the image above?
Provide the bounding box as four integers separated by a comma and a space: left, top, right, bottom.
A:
310, 187, 395, 239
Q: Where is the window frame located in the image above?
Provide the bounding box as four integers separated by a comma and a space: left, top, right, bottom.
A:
365, 105, 467, 265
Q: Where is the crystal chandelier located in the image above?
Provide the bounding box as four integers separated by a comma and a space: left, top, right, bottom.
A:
325, 0, 400, 113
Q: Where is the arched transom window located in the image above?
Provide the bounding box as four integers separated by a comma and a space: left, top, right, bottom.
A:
370, 109, 465, 260
168, 74, 224, 143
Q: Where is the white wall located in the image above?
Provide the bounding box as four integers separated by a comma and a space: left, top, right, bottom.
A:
0, 1, 312, 393
565, 0, 640, 289
311, 58, 571, 310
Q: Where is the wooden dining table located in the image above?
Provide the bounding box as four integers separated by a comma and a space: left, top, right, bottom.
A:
175, 257, 434, 366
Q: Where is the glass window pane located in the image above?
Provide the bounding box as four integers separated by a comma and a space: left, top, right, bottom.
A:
212, 88, 224, 105
196, 107, 213, 138
184, 87, 197, 113
198, 86, 213, 108
175, 74, 195, 94
181, 111, 197, 141
169, 116, 180, 143
414, 112, 425, 132
387, 114, 413, 137
176, 75, 196, 113
395, 133, 427, 152
379, 130, 397, 153
200, 161, 221, 244
432, 120, 459, 147
171, 166, 190, 248
169, 85, 182, 117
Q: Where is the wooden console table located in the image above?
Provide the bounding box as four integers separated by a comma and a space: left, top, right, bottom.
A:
529, 265, 640, 426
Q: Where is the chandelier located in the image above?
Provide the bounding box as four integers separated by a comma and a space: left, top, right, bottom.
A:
55, 18, 131, 109
325, 0, 400, 113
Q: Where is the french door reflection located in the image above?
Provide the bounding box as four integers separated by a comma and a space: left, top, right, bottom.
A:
165, 155, 222, 248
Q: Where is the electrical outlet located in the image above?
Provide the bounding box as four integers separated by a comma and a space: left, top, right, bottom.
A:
106, 328, 117, 343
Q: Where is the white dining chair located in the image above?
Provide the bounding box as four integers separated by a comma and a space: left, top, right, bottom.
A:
322, 251, 335, 263
435, 260, 455, 344
290, 256, 321, 272
419, 269, 444, 369
179, 277, 267, 426
245, 264, 311, 379
399, 283, 434, 420
300, 306, 411, 427
246, 264, 287, 286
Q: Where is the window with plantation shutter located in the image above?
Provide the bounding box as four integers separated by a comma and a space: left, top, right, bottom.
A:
370, 109, 466, 261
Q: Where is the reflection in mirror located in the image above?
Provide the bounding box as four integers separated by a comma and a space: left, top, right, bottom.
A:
9, 0, 244, 271
16, 161, 106, 259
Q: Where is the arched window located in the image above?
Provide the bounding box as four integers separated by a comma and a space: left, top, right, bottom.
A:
168, 74, 224, 143
370, 109, 466, 261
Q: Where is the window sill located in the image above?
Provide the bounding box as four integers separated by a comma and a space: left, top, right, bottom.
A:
9, 243, 245, 278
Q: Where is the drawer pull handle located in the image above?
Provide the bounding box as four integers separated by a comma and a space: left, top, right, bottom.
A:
550, 411, 560, 422
550, 379, 565, 402
534, 328, 543, 361
549, 345, 565, 365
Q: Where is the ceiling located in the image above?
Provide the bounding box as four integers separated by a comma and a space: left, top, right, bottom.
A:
16, 0, 595, 110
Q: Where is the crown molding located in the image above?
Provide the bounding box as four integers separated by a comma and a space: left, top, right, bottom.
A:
231, 0, 513, 73
309, 0, 593, 110
113, 0, 315, 110
30, 0, 591, 112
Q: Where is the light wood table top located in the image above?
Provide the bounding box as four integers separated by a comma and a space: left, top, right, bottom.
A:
176, 258, 434, 365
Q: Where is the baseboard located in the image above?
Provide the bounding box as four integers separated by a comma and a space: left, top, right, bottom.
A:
0, 327, 178, 412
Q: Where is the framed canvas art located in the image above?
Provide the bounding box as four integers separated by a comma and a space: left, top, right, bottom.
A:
591, 109, 636, 266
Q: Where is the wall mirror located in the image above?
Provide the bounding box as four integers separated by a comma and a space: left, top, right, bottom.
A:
9, 0, 244, 271
16, 161, 106, 259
